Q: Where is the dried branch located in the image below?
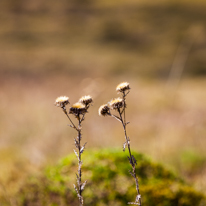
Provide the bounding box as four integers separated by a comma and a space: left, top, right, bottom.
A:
99, 83, 142, 205
55, 95, 93, 206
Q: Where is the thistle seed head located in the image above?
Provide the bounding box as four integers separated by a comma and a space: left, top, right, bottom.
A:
109, 97, 124, 110
98, 104, 110, 116
79, 95, 93, 106
55, 96, 69, 108
116, 82, 130, 93
69, 102, 87, 116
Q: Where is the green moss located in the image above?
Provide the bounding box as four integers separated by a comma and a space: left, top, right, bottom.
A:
180, 149, 206, 175
16, 149, 205, 206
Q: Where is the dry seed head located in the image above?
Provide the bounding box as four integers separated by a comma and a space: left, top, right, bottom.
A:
55, 96, 69, 108
98, 104, 110, 116
116, 82, 130, 93
109, 97, 124, 110
69, 102, 87, 115
79, 95, 93, 106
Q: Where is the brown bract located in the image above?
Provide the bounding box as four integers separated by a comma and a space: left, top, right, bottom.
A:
69, 102, 87, 115
116, 82, 130, 93
98, 104, 110, 116
79, 95, 93, 106
109, 97, 124, 110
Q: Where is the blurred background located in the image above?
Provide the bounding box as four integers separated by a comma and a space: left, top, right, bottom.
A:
0, 0, 206, 200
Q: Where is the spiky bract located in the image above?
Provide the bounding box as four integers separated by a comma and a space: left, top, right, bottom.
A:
79, 95, 93, 106
55, 96, 69, 108
116, 82, 130, 93
109, 97, 124, 110
69, 102, 87, 116
98, 104, 110, 116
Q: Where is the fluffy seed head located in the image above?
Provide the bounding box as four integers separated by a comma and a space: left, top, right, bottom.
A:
109, 97, 124, 110
98, 104, 110, 116
116, 82, 130, 93
69, 102, 87, 115
55, 96, 69, 108
79, 95, 93, 106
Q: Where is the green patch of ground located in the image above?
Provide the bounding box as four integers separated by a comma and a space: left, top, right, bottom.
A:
11, 149, 206, 206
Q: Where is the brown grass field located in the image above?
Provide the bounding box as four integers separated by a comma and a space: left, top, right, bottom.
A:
0, 0, 206, 202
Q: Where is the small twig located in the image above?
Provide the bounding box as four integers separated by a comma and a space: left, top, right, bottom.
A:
62, 107, 79, 131
111, 114, 122, 123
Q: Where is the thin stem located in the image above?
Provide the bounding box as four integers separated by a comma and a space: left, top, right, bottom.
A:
62, 107, 84, 205
62, 107, 79, 131
111, 114, 122, 123
80, 113, 86, 124
123, 91, 127, 125
77, 116, 83, 206
118, 108, 133, 162
116, 96, 142, 206
57, 100, 91, 205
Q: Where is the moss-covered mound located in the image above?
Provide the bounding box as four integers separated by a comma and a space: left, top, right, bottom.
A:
17, 149, 205, 206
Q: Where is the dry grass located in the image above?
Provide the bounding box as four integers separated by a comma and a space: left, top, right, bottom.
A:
0, 76, 206, 197
1, 0, 206, 78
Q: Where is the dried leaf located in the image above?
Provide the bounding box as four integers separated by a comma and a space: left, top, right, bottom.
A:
123, 141, 127, 151
128, 202, 140, 205
73, 149, 79, 161
80, 142, 87, 154
132, 155, 137, 165
74, 138, 79, 148
68, 124, 74, 128
126, 137, 130, 146
77, 193, 82, 201
73, 184, 79, 196
128, 170, 135, 178
135, 194, 141, 202
127, 156, 133, 166
81, 180, 87, 191
75, 174, 81, 186
128, 194, 141, 205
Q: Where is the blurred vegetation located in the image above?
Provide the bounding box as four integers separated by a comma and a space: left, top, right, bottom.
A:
179, 149, 206, 176
0, 1, 206, 205
4, 149, 203, 206
0, 0, 206, 78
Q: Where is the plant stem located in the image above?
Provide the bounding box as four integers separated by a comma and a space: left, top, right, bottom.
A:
62, 107, 79, 131
117, 94, 142, 206
62, 108, 84, 205
77, 116, 83, 206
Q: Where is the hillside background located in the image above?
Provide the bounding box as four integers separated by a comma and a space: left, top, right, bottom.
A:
0, 0, 206, 200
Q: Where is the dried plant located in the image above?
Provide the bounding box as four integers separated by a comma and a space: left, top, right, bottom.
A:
99, 82, 142, 205
55, 95, 93, 206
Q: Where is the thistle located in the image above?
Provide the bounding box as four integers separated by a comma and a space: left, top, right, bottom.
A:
78, 95, 93, 107
99, 82, 142, 206
55, 96, 70, 108
98, 104, 110, 117
55, 95, 93, 206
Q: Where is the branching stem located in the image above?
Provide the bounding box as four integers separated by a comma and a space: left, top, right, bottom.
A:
113, 92, 142, 206
62, 107, 84, 206
62, 107, 79, 131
